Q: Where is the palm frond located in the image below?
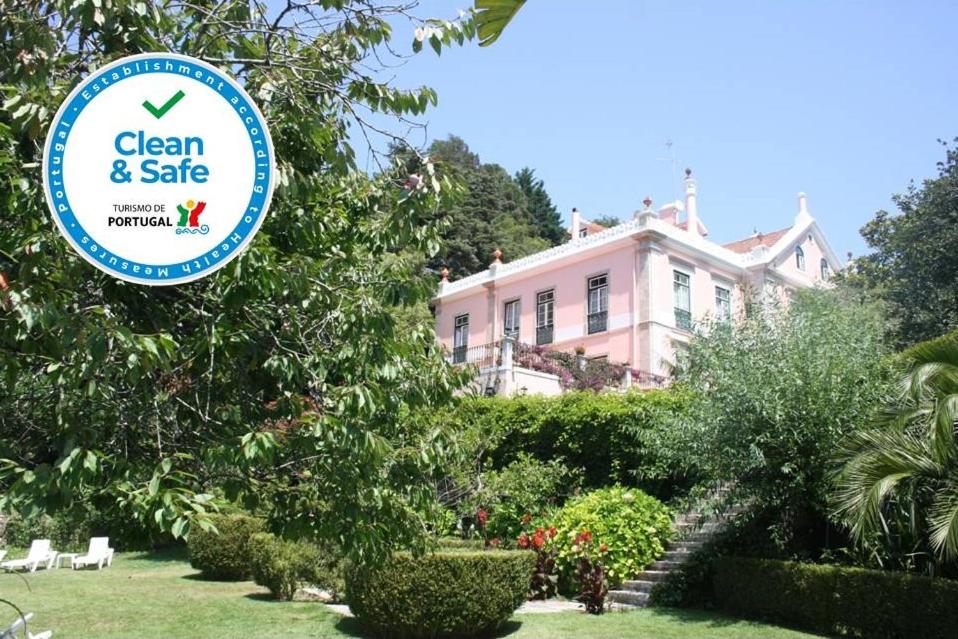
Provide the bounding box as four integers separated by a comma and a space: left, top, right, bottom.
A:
928, 476, 958, 559
474, 0, 527, 47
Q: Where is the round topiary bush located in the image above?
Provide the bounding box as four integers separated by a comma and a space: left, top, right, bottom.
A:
551, 486, 671, 590
187, 513, 265, 580
347, 551, 535, 639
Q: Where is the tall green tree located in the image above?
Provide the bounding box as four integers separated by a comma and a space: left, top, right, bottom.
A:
424, 136, 550, 277
672, 290, 891, 555
514, 167, 566, 245
0, 0, 476, 560
847, 139, 958, 347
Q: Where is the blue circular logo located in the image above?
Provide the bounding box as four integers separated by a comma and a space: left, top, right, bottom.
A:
43, 53, 275, 285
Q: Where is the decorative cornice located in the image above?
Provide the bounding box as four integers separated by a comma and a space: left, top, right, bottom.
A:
435, 213, 832, 302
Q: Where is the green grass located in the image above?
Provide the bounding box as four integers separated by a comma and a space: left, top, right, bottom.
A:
0, 549, 822, 638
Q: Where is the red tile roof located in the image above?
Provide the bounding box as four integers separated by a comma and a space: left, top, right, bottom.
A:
723, 227, 791, 254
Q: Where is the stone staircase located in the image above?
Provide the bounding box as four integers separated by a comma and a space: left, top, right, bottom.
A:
608, 501, 738, 608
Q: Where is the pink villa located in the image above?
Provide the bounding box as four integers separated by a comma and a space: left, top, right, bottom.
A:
433, 170, 842, 395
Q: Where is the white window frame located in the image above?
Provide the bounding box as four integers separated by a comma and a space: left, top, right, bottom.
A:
673, 269, 692, 330
536, 289, 555, 345
503, 299, 520, 338
714, 285, 731, 322
453, 314, 469, 348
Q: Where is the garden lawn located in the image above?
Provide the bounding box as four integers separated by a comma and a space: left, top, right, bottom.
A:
0, 550, 822, 639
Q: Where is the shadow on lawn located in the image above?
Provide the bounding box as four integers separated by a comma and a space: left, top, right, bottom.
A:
126, 546, 189, 563
643, 607, 741, 628
332, 616, 525, 639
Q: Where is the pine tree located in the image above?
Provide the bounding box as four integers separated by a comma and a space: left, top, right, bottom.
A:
514, 167, 566, 246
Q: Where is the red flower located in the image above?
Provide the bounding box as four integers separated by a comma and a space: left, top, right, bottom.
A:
599, 543, 609, 553
517, 533, 530, 549
547, 526, 557, 538
477, 508, 488, 527
532, 533, 545, 549
535, 526, 544, 535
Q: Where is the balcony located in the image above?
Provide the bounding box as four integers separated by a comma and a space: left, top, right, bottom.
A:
587, 311, 608, 334
674, 308, 692, 331
536, 325, 554, 345
452, 345, 467, 364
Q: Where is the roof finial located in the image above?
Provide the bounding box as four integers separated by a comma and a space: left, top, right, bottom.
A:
440, 267, 449, 282
643, 196, 652, 209
492, 247, 502, 264
685, 167, 692, 178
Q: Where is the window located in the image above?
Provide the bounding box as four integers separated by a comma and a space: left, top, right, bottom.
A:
673, 270, 691, 330
536, 290, 555, 345
503, 300, 520, 339
820, 258, 830, 281
452, 314, 469, 363
795, 245, 805, 270
578, 227, 588, 238
714, 286, 731, 322
587, 274, 608, 334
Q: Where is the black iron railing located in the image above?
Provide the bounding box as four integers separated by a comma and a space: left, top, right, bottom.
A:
536, 325, 554, 345
587, 311, 608, 334
674, 308, 692, 331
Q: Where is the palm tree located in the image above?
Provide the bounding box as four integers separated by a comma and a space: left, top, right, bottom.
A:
833, 332, 958, 571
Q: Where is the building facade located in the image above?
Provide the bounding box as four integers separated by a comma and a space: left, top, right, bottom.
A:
433, 170, 841, 379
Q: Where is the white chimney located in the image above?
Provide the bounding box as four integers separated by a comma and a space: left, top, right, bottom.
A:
570, 207, 581, 240
796, 192, 811, 222
684, 168, 699, 236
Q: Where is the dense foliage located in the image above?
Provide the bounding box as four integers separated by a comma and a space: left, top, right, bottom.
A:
248, 532, 343, 601
843, 139, 958, 347
456, 453, 581, 543
673, 289, 891, 555
714, 557, 958, 639
0, 0, 480, 562
514, 167, 566, 246
1, 504, 159, 551
187, 513, 265, 580
442, 390, 695, 494
346, 550, 535, 639
833, 330, 958, 576
549, 486, 671, 591
404, 135, 563, 278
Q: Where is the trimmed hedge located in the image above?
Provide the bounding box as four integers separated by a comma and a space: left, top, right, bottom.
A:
714, 557, 958, 639
188, 513, 265, 580
347, 551, 535, 639
443, 389, 695, 493
248, 532, 344, 601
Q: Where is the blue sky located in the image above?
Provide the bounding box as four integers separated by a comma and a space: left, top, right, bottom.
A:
360, 0, 958, 257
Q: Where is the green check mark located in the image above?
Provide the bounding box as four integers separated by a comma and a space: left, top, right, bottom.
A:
142, 90, 185, 119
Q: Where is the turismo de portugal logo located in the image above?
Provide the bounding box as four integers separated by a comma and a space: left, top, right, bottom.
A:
43, 53, 275, 285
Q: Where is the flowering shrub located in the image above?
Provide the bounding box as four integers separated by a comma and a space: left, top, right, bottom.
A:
459, 454, 581, 544
517, 525, 559, 599
550, 486, 671, 591
574, 533, 609, 614
512, 343, 666, 391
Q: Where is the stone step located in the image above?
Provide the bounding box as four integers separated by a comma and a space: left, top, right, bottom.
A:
667, 541, 704, 553
648, 559, 684, 571
662, 550, 695, 561
634, 570, 668, 582
607, 589, 650, 607
620, 579, 656, 592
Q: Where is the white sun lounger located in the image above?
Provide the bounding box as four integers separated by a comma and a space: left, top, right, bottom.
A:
0, 540, 56, 573
72, 537, 114, 570
0, 612, 53, 639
